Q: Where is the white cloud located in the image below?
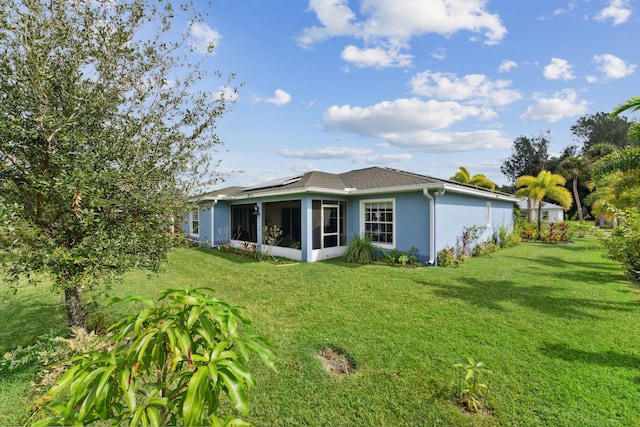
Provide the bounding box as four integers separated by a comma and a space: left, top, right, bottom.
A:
341, 44, 412, 68
212, 86, 239, 103
543, 58, 575, 80
520, 89, 589, 123
498, 60, 517, 73
189, 21, 221, 55
380, 129, 512, 152
255, 89, 292, 106
279, 146, 412, 164
297, 0, 507, 68
432, 47, 447, 60
593, 54, 636, 79
324, 98, 491, 134
321, 98, 510, 152
553, 2, 578, 16
409, 71, 521, 106
283, 162, 319, 173
594, 0, 632, 25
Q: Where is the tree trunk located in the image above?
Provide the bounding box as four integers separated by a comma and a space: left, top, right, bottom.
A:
572, 178, 583, 221
537, 202, 543, 239
65, 287, 88, 330
527, 197, 533, 222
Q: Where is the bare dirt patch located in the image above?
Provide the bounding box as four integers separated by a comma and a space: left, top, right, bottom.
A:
316, 346, 356, 376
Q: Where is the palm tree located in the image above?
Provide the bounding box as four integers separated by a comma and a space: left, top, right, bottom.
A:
516, 170, 573, 236
610, 95, 640, 144
556, 156, 586, 220
450, 166, 496, 190
590, 94, 640, 213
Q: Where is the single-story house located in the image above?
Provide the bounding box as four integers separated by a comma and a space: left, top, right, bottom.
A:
184, 167, 519, 265
517, 198, 565, 223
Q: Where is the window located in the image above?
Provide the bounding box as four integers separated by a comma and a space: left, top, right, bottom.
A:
190, 210, 199, 236
362, 199, 394, 247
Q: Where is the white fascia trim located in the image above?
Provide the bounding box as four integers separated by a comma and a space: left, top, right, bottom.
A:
429, 183, 519, 202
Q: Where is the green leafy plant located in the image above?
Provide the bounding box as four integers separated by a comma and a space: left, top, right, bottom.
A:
437, 246, 459, 267
263, 225, 283, 246
452, 357, 492, 413
33, 287, 276, 426
601, 208, 640, 280
343, 234, 375, 264
408, 246, 420, 266
398, 254, 409, 266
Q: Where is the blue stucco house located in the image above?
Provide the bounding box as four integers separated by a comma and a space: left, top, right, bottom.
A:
184, 167, 518, 265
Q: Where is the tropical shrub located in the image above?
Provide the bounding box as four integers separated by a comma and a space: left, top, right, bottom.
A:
437, 246, 460, 267
601, 208, 640, 280
33, 287, 275, 426
343, 234, 375, 264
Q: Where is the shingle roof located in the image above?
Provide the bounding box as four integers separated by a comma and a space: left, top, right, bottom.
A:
339, 167, 438, 189
197, 167, 516, 201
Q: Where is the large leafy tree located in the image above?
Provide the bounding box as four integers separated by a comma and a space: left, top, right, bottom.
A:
571, 112, 631, 153
500, 132, 550, 185
515, 170, 572, 235
450, 166, 496, 190
0, 0, 234, 329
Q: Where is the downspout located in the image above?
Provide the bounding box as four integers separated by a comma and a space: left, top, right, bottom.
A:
211, 200, 217, 248
423, 188, 445, 265
422, 189, 436, 265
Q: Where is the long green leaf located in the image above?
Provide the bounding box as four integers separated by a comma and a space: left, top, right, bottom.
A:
218, 367, 249, 416
182, 365, 209, 426
118, 368, 137, 412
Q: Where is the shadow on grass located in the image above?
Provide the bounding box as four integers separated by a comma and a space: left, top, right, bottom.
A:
0, 291, 67, 350
501, 254, 626, 285
540, 342, 640, 370
417, 277, 637, 319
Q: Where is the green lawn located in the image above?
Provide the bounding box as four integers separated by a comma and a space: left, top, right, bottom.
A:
2, 236, 640, 426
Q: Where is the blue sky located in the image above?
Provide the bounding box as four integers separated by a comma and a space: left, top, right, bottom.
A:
186, 0, 638, 189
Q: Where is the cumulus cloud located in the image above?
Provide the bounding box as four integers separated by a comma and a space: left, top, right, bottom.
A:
324, 98, 493, 134
593, 54, 636, 79
189, 21, 221, 55
297, 0, 506, 68
283, 162, 319, 173
409, 71, 521, 106
212, 86, 239, 103
341, 45, 412, 68
498, 60, 517, 73
255, 89, 292, 106
520, 89, 589, 122
543, 58, 575, 80
320, 98, 510, 152
594, 0, 632, 25
279, 146, 412, 164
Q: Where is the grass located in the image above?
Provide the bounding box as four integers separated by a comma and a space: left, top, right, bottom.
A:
2, 235, 640, 426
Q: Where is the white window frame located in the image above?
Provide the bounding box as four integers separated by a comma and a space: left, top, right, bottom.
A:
190, 210, 200, 237
360, 198, 395, 249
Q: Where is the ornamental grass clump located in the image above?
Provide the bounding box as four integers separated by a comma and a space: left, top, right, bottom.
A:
343, 234, 375, 264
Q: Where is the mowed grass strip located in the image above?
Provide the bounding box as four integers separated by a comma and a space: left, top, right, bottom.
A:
1, 236, 639, 426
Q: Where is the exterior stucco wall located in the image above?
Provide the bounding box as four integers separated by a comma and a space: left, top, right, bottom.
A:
348, 190, 432, 263
433, 192, 515, 255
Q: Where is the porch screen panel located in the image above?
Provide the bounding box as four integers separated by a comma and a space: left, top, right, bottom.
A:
231, 205, 257, 243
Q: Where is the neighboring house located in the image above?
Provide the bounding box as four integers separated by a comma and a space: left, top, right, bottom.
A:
517, 198, 565, 223
184, 167, 519, 264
